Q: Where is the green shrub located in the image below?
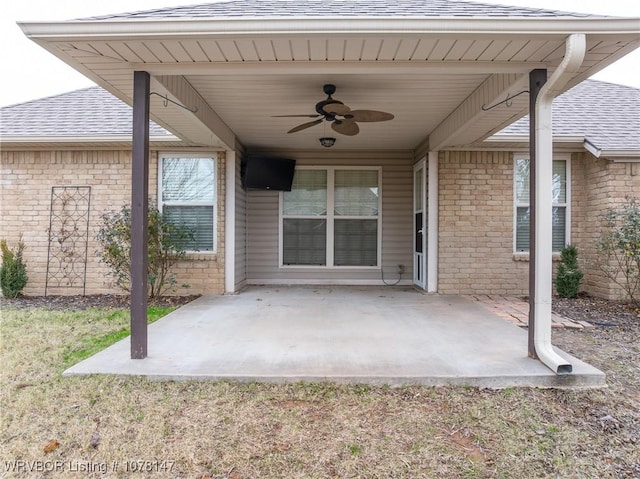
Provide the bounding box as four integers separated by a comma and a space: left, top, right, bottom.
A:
555, 244, 583, 298
597, 197, 640, 304
0, 237, 28, 298
96, 202, 194, 299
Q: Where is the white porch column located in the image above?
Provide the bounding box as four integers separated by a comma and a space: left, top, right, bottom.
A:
224, 149, 236, 294
427, 151, 439, 293
532, 34, 585, 374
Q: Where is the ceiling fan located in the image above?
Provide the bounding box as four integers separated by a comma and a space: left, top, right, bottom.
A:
273, 84, 394, 136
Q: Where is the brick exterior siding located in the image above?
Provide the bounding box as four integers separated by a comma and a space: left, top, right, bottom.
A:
438, 150, 528, 295
437, 150, 640, 300
0, 149, 226, 296
576, 154, 640, 300
2, 147, 637, 299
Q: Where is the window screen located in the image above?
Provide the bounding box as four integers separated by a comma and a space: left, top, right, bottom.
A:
161, 156, 216, 251
514, 159, 567, 253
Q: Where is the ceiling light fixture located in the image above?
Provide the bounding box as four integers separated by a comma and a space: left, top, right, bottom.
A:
319, 137, 336, 148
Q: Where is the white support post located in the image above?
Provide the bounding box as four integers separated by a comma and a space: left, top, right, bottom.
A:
224, 150, 236, 294
427, 151, 439, 293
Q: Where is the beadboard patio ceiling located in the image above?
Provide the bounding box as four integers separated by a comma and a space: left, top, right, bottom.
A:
18, 0, 640, 151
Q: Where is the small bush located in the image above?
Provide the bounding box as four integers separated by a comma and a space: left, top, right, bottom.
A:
0, 237, 28, 298
555, 244, 583, 298
96, 202, 194, 299
597, 197, 640, 304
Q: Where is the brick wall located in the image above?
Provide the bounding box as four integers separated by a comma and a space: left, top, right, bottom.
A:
438, 150, 528, 295
577, 154, 640, 300
438, 150, 639, 299
0, 149, 226, 296
3, 147, 636, 299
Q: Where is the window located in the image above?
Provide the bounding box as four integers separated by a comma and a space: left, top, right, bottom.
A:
159, 154, 217, 252
281, 167, 380, 267
514, 155, 569, 253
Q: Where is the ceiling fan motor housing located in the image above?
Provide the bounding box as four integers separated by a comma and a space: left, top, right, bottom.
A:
283, 84, 393, 136
315, 99, 342, 119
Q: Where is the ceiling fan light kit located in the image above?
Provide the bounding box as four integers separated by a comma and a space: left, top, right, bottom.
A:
319, 137, 336, 148
275, 84, 394, 142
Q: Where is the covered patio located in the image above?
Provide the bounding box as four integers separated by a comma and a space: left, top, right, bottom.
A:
19, 0, 639, 380
64, 286, 604, 388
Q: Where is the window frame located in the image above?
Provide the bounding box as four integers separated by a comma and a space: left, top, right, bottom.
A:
158, 152, 218, 253
513, 153, 571, 254
279, 166, 382, 269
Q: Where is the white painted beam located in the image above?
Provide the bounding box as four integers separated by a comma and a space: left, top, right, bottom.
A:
154, 75, 236, 149
429, 73, 529, 151
132, 60, 546, 77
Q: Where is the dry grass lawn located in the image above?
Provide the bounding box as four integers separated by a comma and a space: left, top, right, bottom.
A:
1, 303, 638, 478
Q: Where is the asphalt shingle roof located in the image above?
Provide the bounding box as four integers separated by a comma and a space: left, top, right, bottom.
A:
80, 0, 598, 21
497, 80, 640, 152
2, 81, 637, 153
0, 87, 171, 138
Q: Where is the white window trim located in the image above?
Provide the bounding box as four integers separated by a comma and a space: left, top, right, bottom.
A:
513, 153, 571, 254
279, 166, 382, 269
158, 152, 218, 253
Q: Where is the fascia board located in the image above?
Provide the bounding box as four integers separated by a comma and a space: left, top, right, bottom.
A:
485, 134, 585, 143
602, 150, 640, 160
19, 17, 640, 40
0, 135, 181, 143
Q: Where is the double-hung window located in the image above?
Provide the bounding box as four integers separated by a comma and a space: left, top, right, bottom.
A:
159, 154, 217, 252
281, 167, 380, 267
514, 155, 569, 253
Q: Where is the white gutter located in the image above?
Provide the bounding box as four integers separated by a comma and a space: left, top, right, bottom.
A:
485, 135, 585, 144
534, 33, 586, 375
583, 139, 640, 160
19, 17, 640, 40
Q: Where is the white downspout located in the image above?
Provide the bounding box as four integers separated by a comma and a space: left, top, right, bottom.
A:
534, 33, 585, 374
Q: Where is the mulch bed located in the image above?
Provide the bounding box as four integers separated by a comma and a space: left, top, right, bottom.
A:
552, 293, 639, 331
0, 294, 200, 311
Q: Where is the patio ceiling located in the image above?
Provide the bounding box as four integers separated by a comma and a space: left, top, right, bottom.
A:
19, 12, 640, 151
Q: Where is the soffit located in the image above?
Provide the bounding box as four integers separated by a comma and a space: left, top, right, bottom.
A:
20, 18, 640, 151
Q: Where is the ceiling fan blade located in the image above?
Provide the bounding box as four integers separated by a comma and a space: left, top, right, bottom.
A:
349, 110, 395, 122
323, 103, 351, 116
287, 119, 323, 133
331, 119, 359, 136
273, 114, 322, 118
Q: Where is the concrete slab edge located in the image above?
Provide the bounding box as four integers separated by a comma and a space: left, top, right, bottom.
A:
62, 371, 606, 389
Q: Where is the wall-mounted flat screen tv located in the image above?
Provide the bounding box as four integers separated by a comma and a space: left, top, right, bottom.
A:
242, 156, 296, 191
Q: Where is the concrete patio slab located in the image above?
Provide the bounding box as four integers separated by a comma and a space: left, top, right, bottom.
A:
64, 286, 605, 388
